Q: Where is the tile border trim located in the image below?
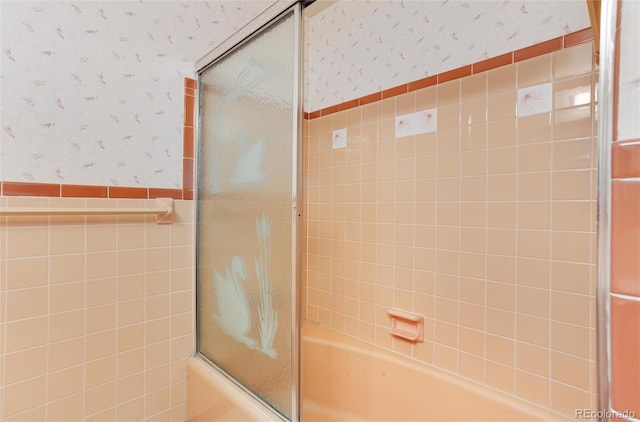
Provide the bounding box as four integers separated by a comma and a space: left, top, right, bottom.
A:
303, 27, 593, 120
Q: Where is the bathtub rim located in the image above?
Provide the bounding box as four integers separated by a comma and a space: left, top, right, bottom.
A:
189, 353, 289, 421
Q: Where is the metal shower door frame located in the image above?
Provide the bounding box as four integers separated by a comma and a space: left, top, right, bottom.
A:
597, 0, 616, 417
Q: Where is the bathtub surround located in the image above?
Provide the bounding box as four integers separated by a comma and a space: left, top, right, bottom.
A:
303, 34, 598, 419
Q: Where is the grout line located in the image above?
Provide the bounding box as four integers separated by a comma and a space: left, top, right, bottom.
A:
113, 201, 121, 420
513, 59, 520, 395
304, 134, 310, 323
410, 101, 417, 359
610, 292, 640, 303
588, 59, 596, 402
168, 199, 174, 419
432, 82, 439, 366
546, 52, 556, 407
142, 201, 148, 419
456, 79, 462, 375
391, 96, 398, 352
482, 72, 489, 383
1, 205, 6, 415
43, 198, 51, 419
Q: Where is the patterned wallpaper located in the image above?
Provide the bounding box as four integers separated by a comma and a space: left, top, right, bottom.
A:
304, 0, 591, 112
0, 0, 269, 188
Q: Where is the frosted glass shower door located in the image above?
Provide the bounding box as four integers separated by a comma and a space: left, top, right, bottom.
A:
196, 5, 301, 420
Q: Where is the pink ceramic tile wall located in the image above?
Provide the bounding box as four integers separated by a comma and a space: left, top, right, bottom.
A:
302, 42, 598, 418
0, 197, 194, 421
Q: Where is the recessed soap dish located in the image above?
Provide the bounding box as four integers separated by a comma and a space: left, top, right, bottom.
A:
387, 309, 424, 343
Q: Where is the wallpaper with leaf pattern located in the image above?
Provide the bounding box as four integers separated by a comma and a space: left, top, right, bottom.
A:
0, 0, 269, 188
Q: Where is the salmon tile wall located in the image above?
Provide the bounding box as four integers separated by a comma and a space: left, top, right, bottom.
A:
609, 0, 640, 416
0, 197, 194, 421
302, 42, 597, 418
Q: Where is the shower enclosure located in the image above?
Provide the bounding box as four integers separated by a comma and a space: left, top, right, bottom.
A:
190, 0, 637, 420
195, 1, 303, 419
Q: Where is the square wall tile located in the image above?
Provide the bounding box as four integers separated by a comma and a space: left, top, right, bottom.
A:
611, 296, 640, 414
611, 180, 640, 296
2, 376, 46, 418
612, 139, 640, 179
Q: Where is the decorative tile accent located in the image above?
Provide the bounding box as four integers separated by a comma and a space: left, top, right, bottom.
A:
473, 52, 514, 74
61, 184, 108, 198
439, 65, 472, 83
414, 108, 438, 135
332, 128, 347, 149
564, 27, 594, 48
514, 37, 564, 62
1, 182, 60, 197
395, 114, 414, 138
517, 83, 553, 117
395, 109, 437, 138
107, 186, 148, 199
